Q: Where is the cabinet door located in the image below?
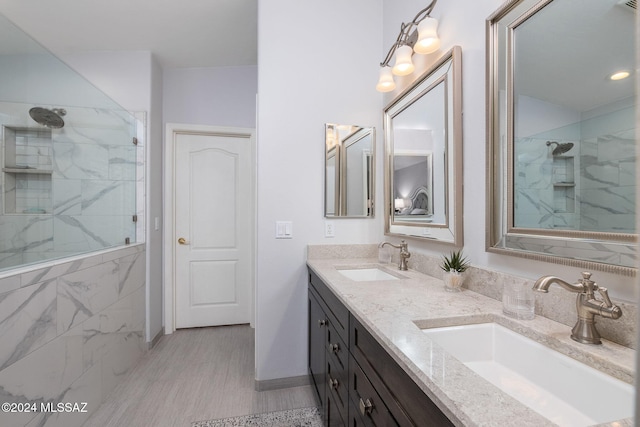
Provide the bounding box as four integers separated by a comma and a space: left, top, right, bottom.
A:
309, 289, 327, 407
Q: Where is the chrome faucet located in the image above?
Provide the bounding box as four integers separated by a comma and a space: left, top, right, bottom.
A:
379, 240, 411, 271
532, 272, 622, 345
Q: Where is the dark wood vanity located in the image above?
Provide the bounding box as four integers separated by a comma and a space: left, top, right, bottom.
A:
308, 268, 453, 426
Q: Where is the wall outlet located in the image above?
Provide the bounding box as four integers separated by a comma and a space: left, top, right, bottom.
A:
325, 221, 335, 238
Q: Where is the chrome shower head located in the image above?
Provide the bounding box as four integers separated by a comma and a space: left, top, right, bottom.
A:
546, 140, 573, 155
29, 107, 66, 129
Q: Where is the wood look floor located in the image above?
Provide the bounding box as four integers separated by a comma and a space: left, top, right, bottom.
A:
84, 325, 316, 427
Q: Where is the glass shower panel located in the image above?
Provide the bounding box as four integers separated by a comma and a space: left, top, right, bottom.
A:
0, 13, 139, 272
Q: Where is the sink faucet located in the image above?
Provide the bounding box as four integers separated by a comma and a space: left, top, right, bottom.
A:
532, 272, 622, 345
379, 240, 411, 271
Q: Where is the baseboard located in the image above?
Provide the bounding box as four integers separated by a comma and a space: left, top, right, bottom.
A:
148, 329, 164, 350
255, 374, 310, 391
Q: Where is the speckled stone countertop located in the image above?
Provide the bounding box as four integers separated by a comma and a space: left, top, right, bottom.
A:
306, 258, 636, 427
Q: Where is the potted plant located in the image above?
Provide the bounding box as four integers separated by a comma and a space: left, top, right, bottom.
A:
439, 250, 470, 292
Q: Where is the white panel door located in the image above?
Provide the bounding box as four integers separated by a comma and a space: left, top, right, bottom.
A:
174, 131, 252, 328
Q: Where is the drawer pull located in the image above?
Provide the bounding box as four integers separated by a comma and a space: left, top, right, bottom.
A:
328, 343, 340, 353
359, 398, 374, 416
318, 319, 327, 327
328, 377, 339, 389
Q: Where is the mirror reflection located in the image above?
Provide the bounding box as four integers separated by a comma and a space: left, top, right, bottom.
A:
324, 124, 375, 218
487, 0, 636, 273
512, 0, 635, 234
385, 46, 463, 245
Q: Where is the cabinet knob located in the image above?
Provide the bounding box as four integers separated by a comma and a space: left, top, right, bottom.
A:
318, 319, 327, 327
359, 398, 374, 416
328, 342, 340, 353
328, 377, 339, 389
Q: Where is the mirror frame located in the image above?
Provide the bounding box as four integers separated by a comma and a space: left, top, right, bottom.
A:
324, 124, 375, 218
485, 0, 636, 276
384, 46, 463, 246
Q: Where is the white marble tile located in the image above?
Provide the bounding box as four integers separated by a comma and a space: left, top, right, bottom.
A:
51, 141, 109, 181
25, 363, 102, 427
57, 262, 119, 334
0, 275, 20, 295
0, 281, 57, 371
116, 252, 145, 297
108, 146, 137, 181
52, 179, 82, 215
0, 324, 83, 427
80, 180, 135, 217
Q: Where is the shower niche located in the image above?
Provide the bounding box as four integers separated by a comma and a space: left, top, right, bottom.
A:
551, 155, 575, 214
2, 126, 53, 215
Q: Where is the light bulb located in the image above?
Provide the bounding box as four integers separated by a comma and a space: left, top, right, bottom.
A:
609, 70, 630, 81
414, 17, 440, 54
392, 45, 415, 76
376, 66, 396, 92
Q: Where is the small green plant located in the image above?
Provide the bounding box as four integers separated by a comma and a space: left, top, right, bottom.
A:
439, 250, 470, 273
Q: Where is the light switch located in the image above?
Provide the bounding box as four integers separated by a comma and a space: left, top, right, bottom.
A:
276, 221, 293, 239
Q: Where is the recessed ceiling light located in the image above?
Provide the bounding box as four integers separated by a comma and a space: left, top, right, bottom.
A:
609, 70, 631, 81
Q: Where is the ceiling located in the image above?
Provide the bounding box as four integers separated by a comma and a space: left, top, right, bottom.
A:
0, 0, 258, 69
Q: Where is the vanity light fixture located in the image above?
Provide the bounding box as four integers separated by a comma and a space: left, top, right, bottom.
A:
609, 70, 631, 81
376, 0, 441, 92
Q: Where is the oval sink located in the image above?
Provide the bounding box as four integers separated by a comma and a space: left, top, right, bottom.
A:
337, 267, 400, 281
422, 323, 633, 426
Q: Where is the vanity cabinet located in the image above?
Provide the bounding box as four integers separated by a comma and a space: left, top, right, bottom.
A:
308, 269, 453, 427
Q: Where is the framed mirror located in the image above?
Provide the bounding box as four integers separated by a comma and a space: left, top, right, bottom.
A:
324, 124, 375, 217
384, 46, 463, 245
487, 0, 636, 275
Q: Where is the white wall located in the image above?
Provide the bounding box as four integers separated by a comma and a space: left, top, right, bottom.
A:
163, 66, 257, 128
382, 0, 637, 301
256, 0, 384, 381
61, 50, 165, 343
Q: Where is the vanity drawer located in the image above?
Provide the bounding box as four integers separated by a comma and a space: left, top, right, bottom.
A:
350, 315, 453, 427
310, 270, 349, 343
349, 356, 397, 427
327, 354, 348, 423
325, 383, 346, 427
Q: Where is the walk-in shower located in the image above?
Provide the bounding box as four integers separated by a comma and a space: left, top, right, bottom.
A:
0, 13, 142, 272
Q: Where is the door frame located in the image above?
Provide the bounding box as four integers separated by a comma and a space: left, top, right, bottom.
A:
163, 123, 256, 334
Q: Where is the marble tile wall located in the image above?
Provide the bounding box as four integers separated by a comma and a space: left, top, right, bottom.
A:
0, 244, 146, 427
307, 244, 637, 349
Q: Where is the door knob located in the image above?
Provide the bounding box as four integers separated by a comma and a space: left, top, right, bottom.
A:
178, 237, 189, 245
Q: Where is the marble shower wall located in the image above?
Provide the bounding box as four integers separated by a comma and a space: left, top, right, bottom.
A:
0, 105, 140, 271
513, 103, 635, 234
0, 244, 145, 427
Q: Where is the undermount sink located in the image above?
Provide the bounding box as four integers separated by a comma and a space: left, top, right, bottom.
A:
421, 323, 634, 426
337, 267, 400, 282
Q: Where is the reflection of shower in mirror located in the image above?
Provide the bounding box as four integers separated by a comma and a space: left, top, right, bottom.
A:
546, 140, 574, 156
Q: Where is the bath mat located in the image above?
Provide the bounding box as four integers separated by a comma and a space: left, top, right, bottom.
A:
192, 407, 322, 427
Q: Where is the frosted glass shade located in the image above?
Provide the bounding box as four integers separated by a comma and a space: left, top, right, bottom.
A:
414, 17, 441, 54
376, 66, 396, 92
392, 45, 415, 76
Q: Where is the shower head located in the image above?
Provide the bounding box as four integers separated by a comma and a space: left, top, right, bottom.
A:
546, 140, 574, 155
29, 107, 66, 129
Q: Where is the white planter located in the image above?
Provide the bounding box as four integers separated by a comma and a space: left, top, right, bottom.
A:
443, 271, 465, 292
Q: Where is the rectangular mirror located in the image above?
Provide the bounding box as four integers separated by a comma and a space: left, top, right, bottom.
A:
487, 0, 636, 275
324, 124, 375, 217
384, 46, 463, 245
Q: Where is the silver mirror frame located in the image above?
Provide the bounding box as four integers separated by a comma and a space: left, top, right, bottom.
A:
324, 124, 375, 218
485, 0, 636, 276
384, 46, 463, 246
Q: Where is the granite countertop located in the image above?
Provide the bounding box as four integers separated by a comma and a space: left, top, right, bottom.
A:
306, 258, 636, 427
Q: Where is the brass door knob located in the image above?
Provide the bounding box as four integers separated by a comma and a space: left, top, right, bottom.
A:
178, 237, 189, 245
